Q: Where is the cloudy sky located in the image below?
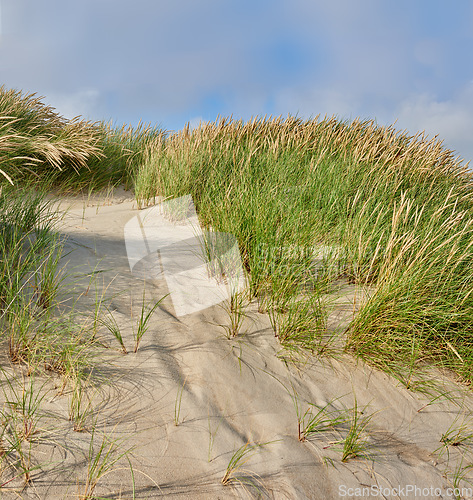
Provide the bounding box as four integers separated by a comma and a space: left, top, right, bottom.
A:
1, 0, 472, 164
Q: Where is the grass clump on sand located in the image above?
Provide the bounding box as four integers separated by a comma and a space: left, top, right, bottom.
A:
0, 85, 163, 191
0, 184, 100, 490
0, 86, 166, 493
0, 86, 102, 186
133, 115, 473, 385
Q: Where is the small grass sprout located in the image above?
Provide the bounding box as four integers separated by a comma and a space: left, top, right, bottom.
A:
0, 371, 49, 444
299, 400, 350, 442
436, 414, 473, 461
208, 412, 223, 463
340, 398, 375, 462
100, 307, 127, 354
221, 441, 265, 485
220, 289, 250, 339
446, 457, 473, 499
441, 419, 473, 448
68, 373, 95, 432
79, 424, 132, 500
132, 291, 168, 353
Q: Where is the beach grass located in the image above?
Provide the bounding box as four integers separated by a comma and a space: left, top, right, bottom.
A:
2, 84, 473, 494
132, 114, 473, 386
0, 85, 163, 191
3, 86, 473, 382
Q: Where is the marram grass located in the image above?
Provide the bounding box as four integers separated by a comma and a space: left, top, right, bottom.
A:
135, 114, 473, 385
0, 86, 163, 190
2, 83, 473, 387
2, 85, 473, 494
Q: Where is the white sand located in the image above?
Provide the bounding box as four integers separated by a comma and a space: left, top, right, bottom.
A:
4, 188, 473, 499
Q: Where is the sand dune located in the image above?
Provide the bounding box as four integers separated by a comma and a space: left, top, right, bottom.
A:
10, 188, 473, 499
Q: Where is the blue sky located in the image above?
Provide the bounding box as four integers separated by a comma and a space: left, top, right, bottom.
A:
1, 0, 472, 164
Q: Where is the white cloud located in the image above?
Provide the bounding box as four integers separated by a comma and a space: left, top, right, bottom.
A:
45, 89, 102, 121
395, 84, 473, 165
273, 86, 361, 121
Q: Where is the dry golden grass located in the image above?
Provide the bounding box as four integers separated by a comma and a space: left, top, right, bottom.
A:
0, 86, 103, 184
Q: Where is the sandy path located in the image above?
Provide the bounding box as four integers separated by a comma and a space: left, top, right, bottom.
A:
14, 188, 473, 499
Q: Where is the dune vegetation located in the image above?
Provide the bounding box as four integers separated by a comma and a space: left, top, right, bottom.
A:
135, 113, 473, 387
2, 85, 473, 384
1, 85, 473, 495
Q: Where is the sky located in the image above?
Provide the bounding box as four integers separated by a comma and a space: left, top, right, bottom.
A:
0, 0, 472, 165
